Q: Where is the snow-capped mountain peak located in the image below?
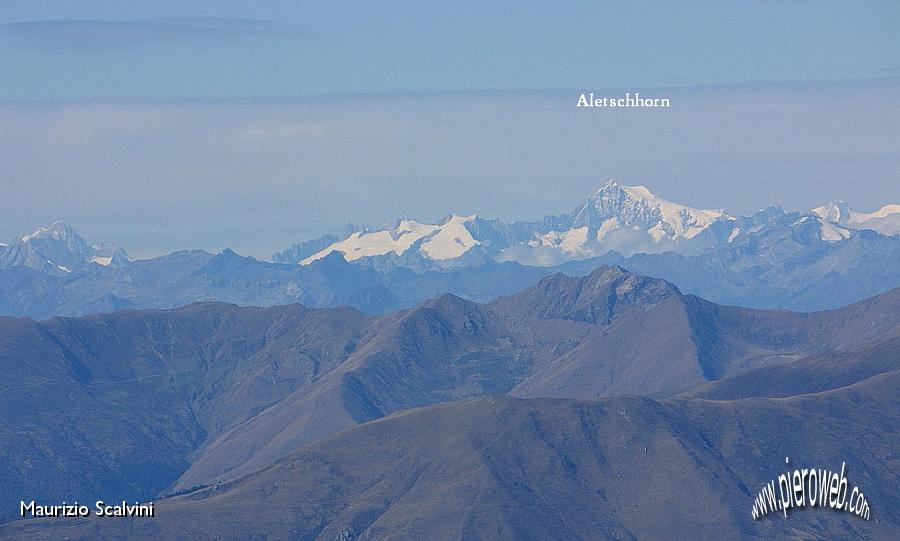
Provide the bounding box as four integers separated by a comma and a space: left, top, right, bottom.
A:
15, 221, 95, 271
301, 213, 480, 265
21, 220, 88, 248
574, 180, 728, 242
812, 201, 900, 236
811, 201, 852, 224
1, 221, 130, 274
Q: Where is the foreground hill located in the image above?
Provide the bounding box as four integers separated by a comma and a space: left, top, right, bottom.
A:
4, 369, 897, 540
0, 267, 898, 525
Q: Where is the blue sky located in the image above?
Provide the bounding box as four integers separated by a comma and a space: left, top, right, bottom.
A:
1, 1, 898, 257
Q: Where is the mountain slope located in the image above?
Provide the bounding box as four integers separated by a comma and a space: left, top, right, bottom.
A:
6, 370, 897, 540
0, 302, 377, 523
149, 270, 900, 489
1, 268, 898, 520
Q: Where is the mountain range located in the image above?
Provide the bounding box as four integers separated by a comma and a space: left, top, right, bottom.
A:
1, 266, 898, 539
2, 180, 899, 318
277, 180, 900, 265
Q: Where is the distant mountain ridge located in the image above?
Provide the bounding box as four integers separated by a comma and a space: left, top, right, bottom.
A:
275, 179, 900, 266
2, 181, 900, 318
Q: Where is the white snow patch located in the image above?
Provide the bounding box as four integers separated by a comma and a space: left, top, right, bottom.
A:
867, 203, 900, 219
303, 221, 436, 264
727, 227, 740, 243
596, 218, 619, 240
302, 214, 480, 264
812, 202, 900, 236
647, 223, 667, 242
535, 227, 590, 255
818, 220, 851, 242
420, 214, 479, 260
90, 256, 113, 266
21, 227, 49, 242
620, 184, 725, 239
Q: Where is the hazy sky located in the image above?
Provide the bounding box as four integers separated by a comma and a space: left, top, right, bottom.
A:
2, 1, 899, 98
1, 2, 898, 258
